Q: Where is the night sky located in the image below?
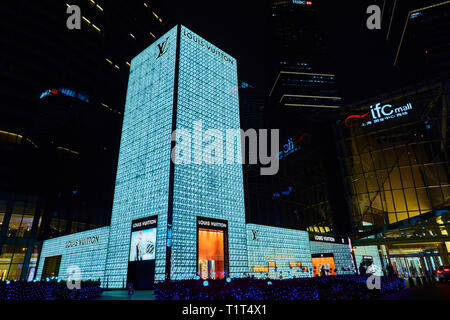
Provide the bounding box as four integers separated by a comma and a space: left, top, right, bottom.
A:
162, 0, 398, 104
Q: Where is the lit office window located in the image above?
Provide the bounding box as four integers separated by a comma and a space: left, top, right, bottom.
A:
18, 206, 35, 238
0, 245, 27, 281
7, 202, 25, 238
0, 200, 6, 229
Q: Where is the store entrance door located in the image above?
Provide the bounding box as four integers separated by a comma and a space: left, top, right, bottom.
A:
197, 217, 229, 280
312, 253, 336, 277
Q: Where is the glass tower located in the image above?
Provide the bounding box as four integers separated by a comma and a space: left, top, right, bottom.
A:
105, 25, 247, 288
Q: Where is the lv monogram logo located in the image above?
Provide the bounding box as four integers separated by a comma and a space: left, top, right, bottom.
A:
157, 37, 169, 58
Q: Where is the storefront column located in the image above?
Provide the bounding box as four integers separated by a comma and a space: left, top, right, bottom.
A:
384, 244, 392, 266
377, 245, 387, 275
20, 242, 34, 281
0, 197, 14, 237
440, 242, 450, 265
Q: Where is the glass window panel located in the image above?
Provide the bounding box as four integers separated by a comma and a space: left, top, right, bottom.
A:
347, 177, 356, 194
360, 153, 374, 172
58, 220, 67, 234
368, 192, 383, 212
7, 264, 22, 281
0, 244, 15, 280
49, 218, 64, 237
435, 164, 449, 184
396, 211, 409, 222
397, 147, 411, 166
428, 187, 445, 208
0, 200, 6, 228
28, 246, 39, 269
19, 215, 34, 238
388, 212, 398, 224
36, 212, 43, 236
0, 264, 9, 281
376, 169, 388, 186
400, 167, 415, 188
392, 190, 407, 213
382, 149, 397, 169
12, 201, 25, 215
357, 193, 370, 216
416, 188, 432, 213
365, 173, 380, 192
371, 150, 386, 170
404, 189, 419, 212
411, 165, 426, 187
422, 165, 440, 186
442, 187, 450, 206
350, 198, 361, 220
389, 167, 402, 189
351, 156, 363, 174
353, 174, 367, 193
381, 189, 396, 214
408, 210, 420, 218
7, 214, 22, 238
12, 246, 26, 264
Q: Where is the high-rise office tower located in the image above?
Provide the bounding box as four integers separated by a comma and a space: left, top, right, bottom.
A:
383, 0, 450, 83
105, 26, 247, 288
252, 0, 350, 234
267, 0, 341, 115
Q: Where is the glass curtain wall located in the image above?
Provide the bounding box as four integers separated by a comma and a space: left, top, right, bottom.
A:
337, 84, 450, 231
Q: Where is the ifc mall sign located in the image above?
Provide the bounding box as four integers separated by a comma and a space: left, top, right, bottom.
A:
345, 102, 413, 128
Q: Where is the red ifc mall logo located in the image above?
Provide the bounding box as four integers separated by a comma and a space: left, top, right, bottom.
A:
345, 102, 413, 128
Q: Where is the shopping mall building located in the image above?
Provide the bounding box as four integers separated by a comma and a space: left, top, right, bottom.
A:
33, 26, 355, 289
336, 79, 450, 278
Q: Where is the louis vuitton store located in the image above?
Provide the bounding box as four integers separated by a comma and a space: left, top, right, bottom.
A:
34, 221, 356, 288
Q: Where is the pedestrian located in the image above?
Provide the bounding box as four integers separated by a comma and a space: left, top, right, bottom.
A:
320, 265, 327, 277
387, 264, 395, 277
359, 263, 366, 276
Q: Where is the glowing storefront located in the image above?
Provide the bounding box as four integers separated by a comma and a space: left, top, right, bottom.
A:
103, 25, 247, 288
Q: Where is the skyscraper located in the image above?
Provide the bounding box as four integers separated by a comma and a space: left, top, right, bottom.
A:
383, 0, 450, 83
253, 0, 350, 235
105, 26, 247, 288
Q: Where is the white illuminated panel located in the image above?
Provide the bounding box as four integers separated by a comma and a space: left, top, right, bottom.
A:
353, 245, 383, 276
246, 224, 313, 279
104, 26, 178, 287
35, 227, 110, 284
170, 26, 247, 280
105, 25, 247, 285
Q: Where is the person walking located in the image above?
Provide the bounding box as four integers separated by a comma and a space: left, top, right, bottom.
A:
359, 263, 367, 276
320, 265, 327, 277
387, 264, 395, 277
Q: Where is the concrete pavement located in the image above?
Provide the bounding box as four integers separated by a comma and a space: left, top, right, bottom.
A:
381, 282, 450, 300
94, 290, 156, 300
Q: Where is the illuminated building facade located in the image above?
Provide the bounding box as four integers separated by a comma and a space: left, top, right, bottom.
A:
337, 80, 450, 276
104, 25, 247, 288
35, 227, 110, 282
33, 26, 355, 287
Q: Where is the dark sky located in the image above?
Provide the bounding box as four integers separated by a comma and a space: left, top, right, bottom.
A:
162, 0, 398, 103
